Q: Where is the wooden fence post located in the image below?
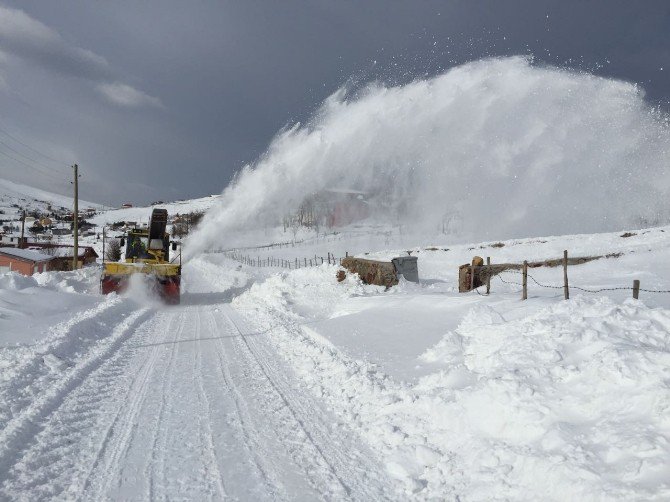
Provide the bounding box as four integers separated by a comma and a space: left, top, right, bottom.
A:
633, 279, 640, 299
522, 260, 528, 300
486, 257, 491, 295
563, 250, 569, 300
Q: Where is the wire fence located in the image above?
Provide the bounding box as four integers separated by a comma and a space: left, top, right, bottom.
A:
223, 250, 348, 269
228, 245, 670, 300
487, 269, 670, 297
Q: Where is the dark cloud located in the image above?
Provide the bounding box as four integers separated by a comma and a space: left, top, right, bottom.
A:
0, 0, 668, 206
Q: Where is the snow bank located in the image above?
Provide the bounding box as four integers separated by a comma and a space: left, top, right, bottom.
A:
234, 264, 377, 320
188, 56, 670, 255
413, 296, 670, 499
0, 272, 38, 291
0, 267, 103, 345
34, 267, 101, 295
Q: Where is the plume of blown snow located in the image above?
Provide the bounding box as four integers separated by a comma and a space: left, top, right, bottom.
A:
187, 56, 670, 256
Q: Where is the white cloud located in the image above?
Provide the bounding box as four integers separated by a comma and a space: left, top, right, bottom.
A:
97, 82, 163, 109
0, 5, 163, 109
0, 6, 59, 45
0, 5, 110, 79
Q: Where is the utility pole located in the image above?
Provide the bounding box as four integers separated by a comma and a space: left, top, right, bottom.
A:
72, 164, 79, 270
20, 209, 25, 249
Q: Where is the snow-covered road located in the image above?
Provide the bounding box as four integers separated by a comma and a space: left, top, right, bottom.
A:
0, 299, 391, 500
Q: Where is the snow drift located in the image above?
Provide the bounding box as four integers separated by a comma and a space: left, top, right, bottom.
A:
188, 56, 670, 254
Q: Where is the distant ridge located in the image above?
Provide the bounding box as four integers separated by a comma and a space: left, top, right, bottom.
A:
0, 177, 105, 211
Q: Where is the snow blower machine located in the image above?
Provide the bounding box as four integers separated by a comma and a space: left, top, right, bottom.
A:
100, 208, 181, 304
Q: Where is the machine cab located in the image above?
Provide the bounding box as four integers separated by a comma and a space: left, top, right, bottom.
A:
124, 208, 170, 263
125, 231, 170, 262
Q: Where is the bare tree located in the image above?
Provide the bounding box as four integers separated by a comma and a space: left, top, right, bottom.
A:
41, 245, 57, 256
172, 211, 205, 238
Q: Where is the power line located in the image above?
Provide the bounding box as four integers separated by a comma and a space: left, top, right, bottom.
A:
0, 148, 66, 183
0, 137, 68, 173
0, 121, 67, 165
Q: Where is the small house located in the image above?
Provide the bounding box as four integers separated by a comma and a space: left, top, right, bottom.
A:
30, 245, 99, 271
0, 247, 53, 275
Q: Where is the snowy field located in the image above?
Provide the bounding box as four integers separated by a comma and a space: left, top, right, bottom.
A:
227, 225, 670, 499
1, 222, 669, 500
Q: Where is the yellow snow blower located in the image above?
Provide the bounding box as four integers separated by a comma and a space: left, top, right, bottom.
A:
101, 208, 181, 304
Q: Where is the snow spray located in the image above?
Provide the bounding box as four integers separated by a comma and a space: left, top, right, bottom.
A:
122, 273, 164, 308
187, 56, 670, 255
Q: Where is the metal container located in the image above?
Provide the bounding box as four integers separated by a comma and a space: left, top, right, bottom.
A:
391, 256, 419, 283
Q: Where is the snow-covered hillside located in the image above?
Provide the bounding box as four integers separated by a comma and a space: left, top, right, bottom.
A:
0, 178, 104, 214
0, 177, 222, 260
88, 194, 221, 227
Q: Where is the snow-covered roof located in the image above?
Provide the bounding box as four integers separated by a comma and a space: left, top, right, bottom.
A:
50, 247, 90, 258
0, 247, 53, 262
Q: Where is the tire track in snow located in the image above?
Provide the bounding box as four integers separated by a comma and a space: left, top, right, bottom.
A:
146, 311, 185, 500
0, 306, 151, 483
224, 311, 351, 499
206, 308, 289, 500
143, 306, 228, 500
241, 325, 393, 500
219, 305, 393, 501
0, 297, 123, 431
191, 307, 228, 499
79, 311, 173, 500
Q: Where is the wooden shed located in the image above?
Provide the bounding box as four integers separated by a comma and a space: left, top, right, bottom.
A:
43, 245, 99, 271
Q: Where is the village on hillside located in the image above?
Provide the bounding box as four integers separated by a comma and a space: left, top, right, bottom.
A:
0, 186, 209, 276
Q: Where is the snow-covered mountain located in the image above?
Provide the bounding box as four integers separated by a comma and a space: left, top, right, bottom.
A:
0, 178, 104, 214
